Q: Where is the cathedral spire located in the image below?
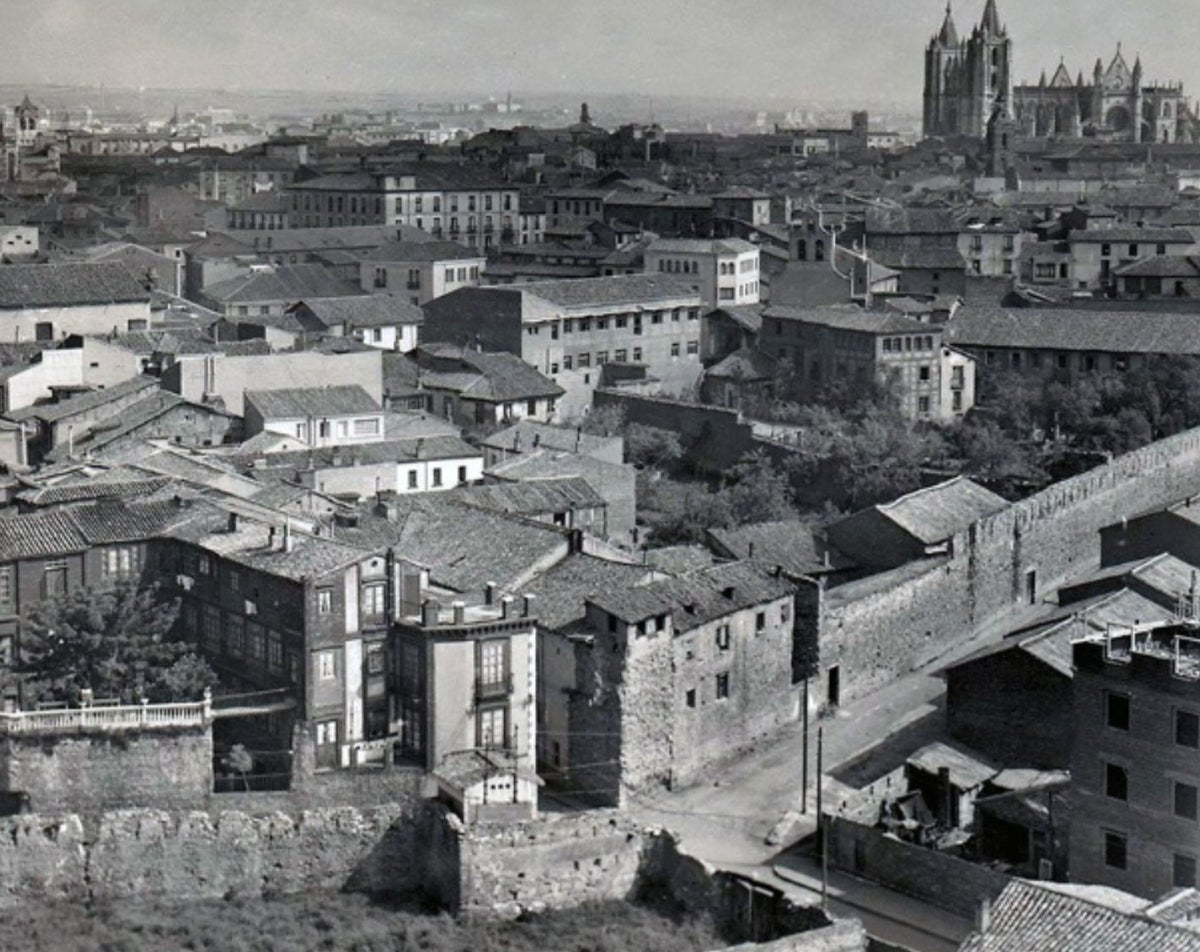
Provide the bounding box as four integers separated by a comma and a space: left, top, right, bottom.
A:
980, 0, 1002, 34
937, 2, 958, 46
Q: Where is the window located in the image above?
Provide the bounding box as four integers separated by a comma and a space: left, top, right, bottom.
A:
1158, 243, 1167, 256
1176, 782, 1198, 821
715, 672, 730, 699
614, 348, 627, 362
102, 546, 139, 578
43, 560, 67, 597
267, 630, 283, 673
577, 353, 591, 369
225, 615, 244, 657
670, 342, 680, 357
1105, 763, 1128, 801
431, 467, 443, 487
353, 418, 380, 437
1128, 244, 1138, 257
477, 706, 507, 748
458, 465, 467, 483
917, 396, 931, 415
1101, 243, 1111, 257
1106, 691, 1130, 731
953, 391, 963, 412
0, 567, 11, 611
317, 650, 337, 681
633, 347, 642, 362
686, 340, 698, 355
362, 582, 386, 617
317, 588, 333, 614
716, 625, 730, 650
1104, 830, 1127, 869
229, 569, 240, 594
1176, 709, 1199, 748
918, 365, 930, 382
316, 719, 338, 746
203, 605, 220, 649
685, 688, 696, 708
1176, 853, 1198, 888
755, 611, 766, 632
562, 355, 573, 371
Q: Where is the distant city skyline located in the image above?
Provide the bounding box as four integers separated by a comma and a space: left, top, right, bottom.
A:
5, 0, 1200, 109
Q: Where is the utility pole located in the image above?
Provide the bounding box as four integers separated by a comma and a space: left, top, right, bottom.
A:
800, 677, 809, 814
818, 725, 827, 911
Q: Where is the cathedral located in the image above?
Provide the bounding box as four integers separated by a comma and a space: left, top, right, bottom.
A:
922, 1, 1200, 144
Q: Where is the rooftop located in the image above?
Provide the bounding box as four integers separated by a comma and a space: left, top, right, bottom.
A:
0, 262, 150, 309
874, 477, 1009, 545
203, 263, 359, 305
524, 553, 656, 630
947, 305, 1200, 356
244, 385, 380, 420
764, 304, 935, 336
517, 273, 701, 309
290, 294, 423, 328
362, 239, 484, 263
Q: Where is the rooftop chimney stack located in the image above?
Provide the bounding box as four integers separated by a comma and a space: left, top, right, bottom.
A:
485, 581, 497, 606
522, 593, 536, 618
500, 595, 514, 619
452, 601, 466, 625
422, 598, 441, 627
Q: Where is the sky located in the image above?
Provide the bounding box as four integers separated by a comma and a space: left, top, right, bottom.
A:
5, 0, 1200, 106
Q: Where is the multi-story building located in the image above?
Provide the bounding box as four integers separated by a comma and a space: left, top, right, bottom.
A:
198, 156, 298, 205
958, 215, 1028, 279
412, 343, 563, 427
421, 274, 704, 417
1070, 622, 1200, 897
559, 561, 807, 805
760, 305, 976, 421
1067, 227, 1196, 292
360, 239, 485, 306
242, 385, 385, 448
285, 167, 520, 252
644, 238, 760, 307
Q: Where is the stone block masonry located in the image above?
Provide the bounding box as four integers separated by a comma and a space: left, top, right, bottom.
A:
0, 724, 213, 814
820, 425, 1200, 708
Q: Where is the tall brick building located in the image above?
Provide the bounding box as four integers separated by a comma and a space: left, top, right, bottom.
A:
1070, 623, 1200, 898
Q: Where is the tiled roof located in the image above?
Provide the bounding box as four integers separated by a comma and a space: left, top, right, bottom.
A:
865, 207, 963, 235
68, 499, 193, 544
959, 879, 1200, 952
451, 477, 604, 517
203, 263, 359, 304
362, 239, 483, 263
1070, 226, 1194, 243
876, 477, 1008, 545
231, 434, 477, 472
947, 305, 1200, 356
517, 273, 701, 308
6, 375, 159, 424
416, 344, 564, 402
0, 510, 85, 559
707, 304, 765, 333
642, 545, 715, 576
219, 224, 430, 253
245, 385, 380, 419
16, 475, 173, 507
338, 497, 568, 594
0, 263, 150, 308
1113, 255, 1200, 278
381, 353, 420, 398
587, 559, 795, 630
164, 501, 367, 581
765, 304, 936, 336
524, 554, 656, 630
646, 238, 759, 255
706, 520, 854, 576
292, 294, 423, 328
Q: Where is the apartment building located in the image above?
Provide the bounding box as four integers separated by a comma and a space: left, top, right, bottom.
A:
644, 238, 760, 307
285, 166, 520, 252
1070, 623, 1200, 898
760, 305, 976, 421
421, 274, 704, 418
242, 385, 385, 448
1068, 227, 1196, 292
361, 239, 485, 305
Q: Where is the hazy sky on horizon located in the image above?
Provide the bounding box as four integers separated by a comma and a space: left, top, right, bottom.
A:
7, 0, 1200, 107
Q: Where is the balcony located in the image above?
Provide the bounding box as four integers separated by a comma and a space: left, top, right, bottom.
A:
475, 673, 513, 702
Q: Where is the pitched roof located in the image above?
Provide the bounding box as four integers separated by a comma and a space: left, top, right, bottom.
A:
451, 477, 605, 517
1069, 227, 1195, 244
524, 554, 656, 630
244, 385, 380, 419
202, 263, 359, 304
947, 305, 1200, 356
362, 239, 483, 263
587, 559, 794, 630
291, 294, 423, 328
875, 477, 1008, 545
706, 520, 854, 576
0, 263, 150, 308
0, 509, 85, 559
516, 273, 701, 308
479, 420, 619, 457
1113, 255, 1200, 278
906, 741, 997, 789
417, 344, 564, 401
765, 304, 936, 336
646, 238, 759, 255
959, 879, 1200, 952
6, 375, 159, 424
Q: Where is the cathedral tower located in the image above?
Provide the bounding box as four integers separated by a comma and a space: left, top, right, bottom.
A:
923, 1, 1013, 140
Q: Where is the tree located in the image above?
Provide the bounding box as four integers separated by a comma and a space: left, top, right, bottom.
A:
579, 403, 626, 437
625, 423, 685, 472
15, 580, 217, 706
721, 450, 797, 525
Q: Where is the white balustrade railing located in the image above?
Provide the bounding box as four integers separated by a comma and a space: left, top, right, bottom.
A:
0, 693, 212, 734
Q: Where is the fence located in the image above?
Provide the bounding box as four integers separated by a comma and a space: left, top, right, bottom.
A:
0, 696, 212, 734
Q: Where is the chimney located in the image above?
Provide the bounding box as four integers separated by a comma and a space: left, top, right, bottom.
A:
422, 598, 440, 627
747, 541, 755, 559
975, 897, 991, 935
227, 512, 238, 533
268, 526, 278, 548
485, 581, 497, 606
283, 521, 294, 552
500, 595, 514, 619
522, 593, 536, 618
452, 601, 466, 624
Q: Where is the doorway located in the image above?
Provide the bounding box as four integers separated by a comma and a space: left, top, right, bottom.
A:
827, 665, 840, 709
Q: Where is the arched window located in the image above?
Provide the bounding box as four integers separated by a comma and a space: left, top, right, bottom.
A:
815, 239, 826, 262
797, 240, 807, 261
